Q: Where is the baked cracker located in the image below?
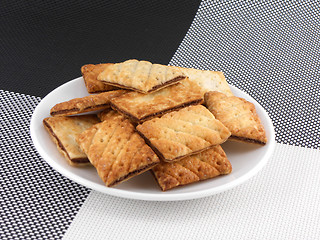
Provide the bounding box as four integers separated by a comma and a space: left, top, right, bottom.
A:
98, 108, 117, 121
97, 59, 185, 93
43, 115, 100, 166
50, 90, 126, 116
205, 91, 267, 145
176, 67, 234, 96
81, 64, 117, 93
110, 77, 204, 123
77, 111, 160, 187
136, 105, 231, 162
152, 145, 232, 191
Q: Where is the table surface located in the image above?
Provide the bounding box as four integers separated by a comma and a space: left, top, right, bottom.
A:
1, 1, 319, 239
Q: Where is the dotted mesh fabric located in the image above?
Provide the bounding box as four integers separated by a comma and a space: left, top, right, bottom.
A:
0, 90, 91, 239
62, 144, 320, 239
1, 1, 320, 239
0, 0, 200, 97
170, 1, 320, 149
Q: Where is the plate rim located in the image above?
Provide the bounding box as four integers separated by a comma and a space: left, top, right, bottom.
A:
30, 77, 276, 201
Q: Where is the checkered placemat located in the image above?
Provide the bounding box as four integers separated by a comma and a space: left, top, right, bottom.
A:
1, 1, 319, 239
63, 144, 320, 240
0, 90, 91, 239
170, 0, 320, 149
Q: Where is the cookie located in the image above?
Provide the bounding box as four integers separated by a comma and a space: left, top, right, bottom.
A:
97, 59, 185, 93
77, 111, 160, 187
136, 105, 231, 162
110, 78, 203, 123
81, 64, 117, 93
152, 145, 232, 191
50, 90, 126, 116
43, 115, 100, 166
205, 91, 267, 145
177, 67, 233, 96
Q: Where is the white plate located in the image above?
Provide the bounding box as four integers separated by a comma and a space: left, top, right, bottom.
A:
30, 77, 275, 201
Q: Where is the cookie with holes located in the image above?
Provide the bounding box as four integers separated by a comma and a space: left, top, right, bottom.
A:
97, 59, 186, 93
136, 105, 231, 162
50, 90, 127, 116
152, 145, 232, 191
77, 110, 160, 187
81, 63, 118, 93
110, 77, 204, 123
43, 115, 100, 166
205, 91, 267, 145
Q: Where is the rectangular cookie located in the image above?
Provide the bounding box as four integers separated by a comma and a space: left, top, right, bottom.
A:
136, 105, 231, 162
205, 91, 267, 145
50, 90, 127, 116
77, 111, 160, 187
43, 115, 100, 166
152, 145, 232, 191
177, 67, 233, 97
81, 64, 117, 93
97, 59, 186, 93
110, 77, 204, 123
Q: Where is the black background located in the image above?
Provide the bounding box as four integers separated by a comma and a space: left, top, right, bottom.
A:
0, 0, 200, 97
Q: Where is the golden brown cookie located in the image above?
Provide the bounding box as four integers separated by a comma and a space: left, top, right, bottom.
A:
136, 105, 231, 162
110, 78, 204, 123
43, 115, 100, 166
97, 59, 185, 93
205, 91, 267, 145
97, 108, 114, 121
77, 111, 160, 187
81, 64, 117, 93
50, 90, 127, 116
152, 145, 232, 191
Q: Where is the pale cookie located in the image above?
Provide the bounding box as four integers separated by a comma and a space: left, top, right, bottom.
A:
43, 115, 100, 166
97, 59, 185, 93
177, 67, 233, 96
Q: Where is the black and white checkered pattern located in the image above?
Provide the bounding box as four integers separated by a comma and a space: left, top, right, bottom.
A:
1, 1, 320, 239
170, 0, 320, 149
0, 90, 91, 239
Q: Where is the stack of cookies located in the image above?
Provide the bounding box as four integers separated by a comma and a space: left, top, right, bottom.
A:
43, 59, 267, 191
